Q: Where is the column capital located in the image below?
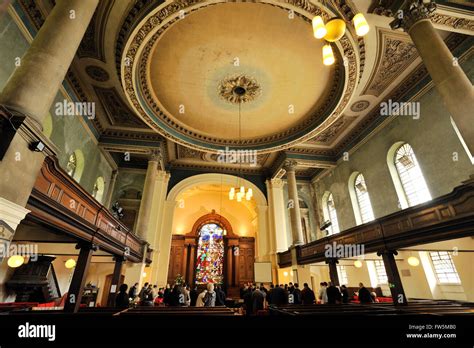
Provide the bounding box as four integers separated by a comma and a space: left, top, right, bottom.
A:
377, 249, 399, 256
269, 178, 284, 189
283, 160, 298, 172
390, 0, 437, 32
325, 257, 339, 265
148, 149, 161, 162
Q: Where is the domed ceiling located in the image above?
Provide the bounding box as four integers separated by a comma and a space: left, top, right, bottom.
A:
12, 0, 473, 176
122, 1, 360, 153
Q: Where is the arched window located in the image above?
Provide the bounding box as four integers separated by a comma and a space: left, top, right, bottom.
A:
392, 143, 431, 207
92, 176, 105, 203
349, 173, 375, 224
66, 152, 77, 177
322, 192, 340, 235
195, 223, 224, 284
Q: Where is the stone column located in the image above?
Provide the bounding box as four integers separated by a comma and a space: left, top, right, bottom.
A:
104, 169, 118, 209
378, 250, 408, 305
284, 160, 304, 246
154, 199, 176, 287
256, 205, 270, 262
393, 1, 474, 163
310, 180, 323, 239
0, 0, 99, 208
135, 151, 160, 239
266, 178, 288, 252
0, 0, 99, 126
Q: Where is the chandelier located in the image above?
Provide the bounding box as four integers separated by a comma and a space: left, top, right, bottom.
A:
312, 2, 370, 66
228, 100, 253, 202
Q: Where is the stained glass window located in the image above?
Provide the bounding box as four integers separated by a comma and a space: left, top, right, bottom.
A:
195, 223, 224, 284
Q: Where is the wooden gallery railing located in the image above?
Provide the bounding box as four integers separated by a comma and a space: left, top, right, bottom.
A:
278, 177, 474, 266
26, 156, 150, 263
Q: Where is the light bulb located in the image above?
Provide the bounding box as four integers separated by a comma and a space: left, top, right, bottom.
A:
354, 260, 363, 268
240, 186, 245, 194
247, 188, 253, 197
237, 192, 242, 202
353, 13, 370, 36
407, 256, 420, 267
322, 44, 335, 66
7, 255, 25, 268
245, 192, 251, 201
312, 16, 327, 39
229, 187, 235, 200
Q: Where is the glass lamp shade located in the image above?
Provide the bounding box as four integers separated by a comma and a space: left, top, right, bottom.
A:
322, 44, 335, 66
247, 188, 253, 198
7, 255, 24, 268
65, 259, 76, 269
229, 187, 235, 200
354, 260, 363, 268
245, 191, 251, 200
240, 186, 245, 194
407, 256, 420, 267
324, 18, 346, 42
312, 16, 327, 39
236, 192, 243, 202
353, 13, 370, 36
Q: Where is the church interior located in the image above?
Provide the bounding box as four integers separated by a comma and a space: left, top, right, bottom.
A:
0, 0, 473, 344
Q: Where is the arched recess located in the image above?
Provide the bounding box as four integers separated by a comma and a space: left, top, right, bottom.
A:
154, 173, 269, 287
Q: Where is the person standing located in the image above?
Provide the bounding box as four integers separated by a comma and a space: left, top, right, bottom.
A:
128, 282, 138, 301
293, 283, 302, 304
203, 283, 216, 307
326, 282, 342, 304
115, 284, 130, 309
358, 283, 374, 304
190, 286, 198, 306
301, 283, 316, 305
318, 282, 328, 304
341, 285, 349, 303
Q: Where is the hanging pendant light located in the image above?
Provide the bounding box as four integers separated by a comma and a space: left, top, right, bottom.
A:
408, 256, 420, 267
322, 44, 335, 66
312, 16, 327, 39
353, 13, 370, 36
7, 255, 25, 268
324, 18, 346, 42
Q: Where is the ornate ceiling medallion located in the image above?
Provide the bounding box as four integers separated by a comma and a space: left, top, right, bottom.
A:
121, 0, 361, 153
218, 75, 261, 104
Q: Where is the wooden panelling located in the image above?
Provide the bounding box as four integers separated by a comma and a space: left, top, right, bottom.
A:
283, 178, 474, 267
26, 157, 148, 263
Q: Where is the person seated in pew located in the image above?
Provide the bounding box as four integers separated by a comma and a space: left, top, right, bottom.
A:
116, 283, 130, 309
326, 282, 342, 304
301, 283, 316, 305
340, 285, 349, 304
371, 291, 379, 303
358, 283, 374, 304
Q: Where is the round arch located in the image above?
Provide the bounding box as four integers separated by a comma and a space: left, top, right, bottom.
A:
167, 173, 267, 206
188, 210, 237, 238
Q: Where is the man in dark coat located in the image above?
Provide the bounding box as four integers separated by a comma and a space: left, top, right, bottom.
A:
215, 285, 226, 306
251, 287, 265, 315
358, 283, 374, 304
270, 284, 287, 306
301, 283, 316, 305
326, 282, 342, 304
341, 285, 350, 303
190, 287, 198, 306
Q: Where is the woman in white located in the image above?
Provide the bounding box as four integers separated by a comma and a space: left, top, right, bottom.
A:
196, 288, 207, 307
